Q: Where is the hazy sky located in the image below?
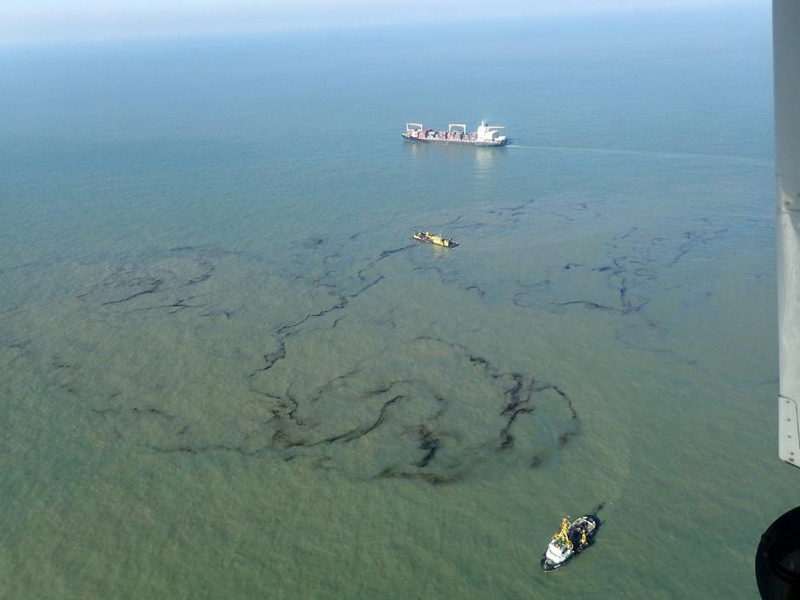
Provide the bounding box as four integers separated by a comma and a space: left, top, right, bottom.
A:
1, 0, 765, 46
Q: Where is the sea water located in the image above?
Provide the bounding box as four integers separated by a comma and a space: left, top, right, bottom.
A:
0, 6, 793, 599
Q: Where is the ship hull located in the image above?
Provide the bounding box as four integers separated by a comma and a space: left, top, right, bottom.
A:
402, 134, 508, 147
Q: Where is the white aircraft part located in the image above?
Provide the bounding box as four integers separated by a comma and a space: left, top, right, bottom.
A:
774, 0, 800, 466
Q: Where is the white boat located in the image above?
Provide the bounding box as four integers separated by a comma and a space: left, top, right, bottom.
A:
541, 515, 599, 572
402, 121, 508, 146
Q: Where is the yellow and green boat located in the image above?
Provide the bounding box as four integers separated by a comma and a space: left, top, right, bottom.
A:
413, 231, 457, 248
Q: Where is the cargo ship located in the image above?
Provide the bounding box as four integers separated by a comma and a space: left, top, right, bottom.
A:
413, 231, 457, 248
402, 121, 508, 147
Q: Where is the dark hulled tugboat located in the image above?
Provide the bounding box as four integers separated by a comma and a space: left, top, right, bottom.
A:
540, 515, 599, 572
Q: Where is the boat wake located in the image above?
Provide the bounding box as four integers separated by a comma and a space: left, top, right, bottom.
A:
506, 143, 770, 166
590, 501, 607, 519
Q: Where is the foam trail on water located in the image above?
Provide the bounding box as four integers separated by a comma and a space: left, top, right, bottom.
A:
508, 144, 770, 166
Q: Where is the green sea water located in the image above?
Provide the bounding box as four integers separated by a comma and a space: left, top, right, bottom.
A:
0, 6, 794, 599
